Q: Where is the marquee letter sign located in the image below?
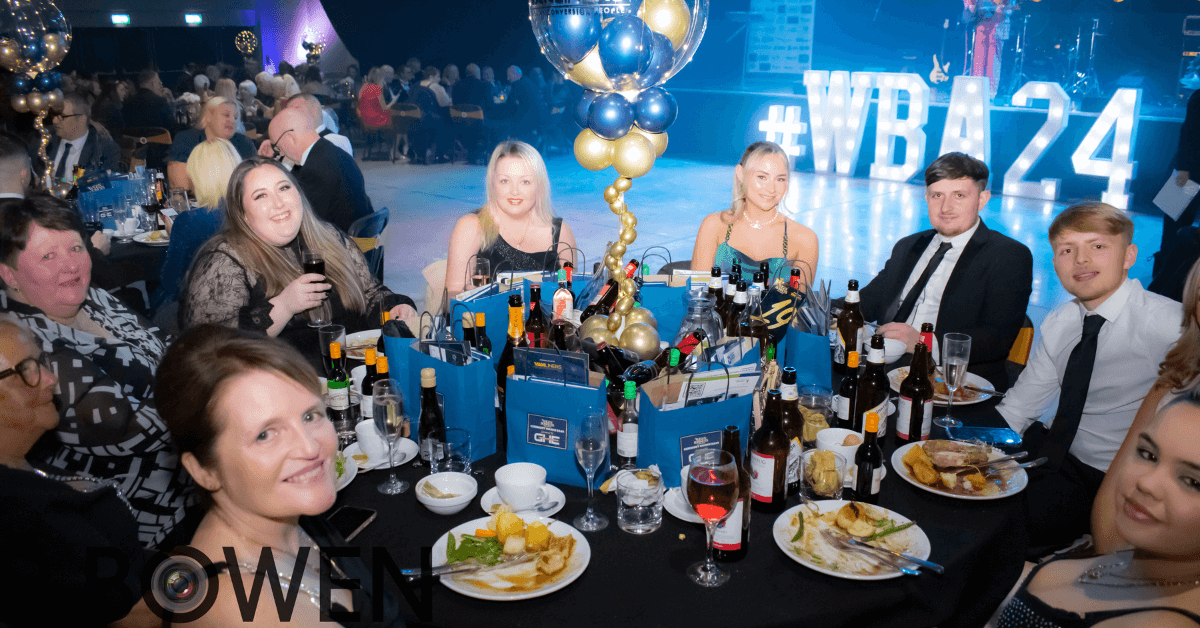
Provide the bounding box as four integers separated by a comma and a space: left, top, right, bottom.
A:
869, 73, 930, 183
804, 70, 874, 175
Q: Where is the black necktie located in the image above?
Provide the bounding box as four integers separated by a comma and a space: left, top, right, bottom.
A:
53, 142, 72, 183
1042, 314, 1106, 471
892, 241, 953, 324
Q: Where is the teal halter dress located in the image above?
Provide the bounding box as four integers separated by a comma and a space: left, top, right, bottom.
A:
712, 221, 791, 283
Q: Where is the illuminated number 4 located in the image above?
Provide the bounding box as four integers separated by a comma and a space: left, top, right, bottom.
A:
1070, 88, 1141, 210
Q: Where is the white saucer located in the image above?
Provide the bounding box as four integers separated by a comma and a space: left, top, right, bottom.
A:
663, 486, 704, 524
345, 438, 417, 471
479, 485, 565, 518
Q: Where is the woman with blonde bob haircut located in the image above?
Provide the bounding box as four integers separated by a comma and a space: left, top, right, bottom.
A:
691, 141, 819, 286
180, 158, 414, 361
444, 141, 576, 296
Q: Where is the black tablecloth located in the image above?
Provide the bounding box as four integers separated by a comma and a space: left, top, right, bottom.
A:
335, 395, 1025, 628
92, 238, 165, 292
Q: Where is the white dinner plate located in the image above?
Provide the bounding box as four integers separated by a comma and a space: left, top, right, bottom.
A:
132, 231, 169, 246
479, 485, 565, 519
891, 442, 1028, 501
663, 486, 704, 524
432, 516, 591, 601
887, 368, 994, 406
335, 453, 358, 492
344, 330, 381, 361
772, 500, 931, 581
344, 438, 417, 471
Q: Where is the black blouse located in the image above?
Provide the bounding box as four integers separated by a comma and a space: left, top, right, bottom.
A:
477, 216, 564, 276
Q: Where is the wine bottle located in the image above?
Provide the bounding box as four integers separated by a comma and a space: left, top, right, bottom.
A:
713, 424, 751, 562
614, 380, 639, 469
717, 278, 737, 329
897, 341, 935, 443
778, 367, 804, 497
748, 389, 789, 513
579, 259, 639, 322
526, 284, 548, 346
653, 329, 705, 371
377, 310, 389, 357
854, 334, 890, 435
495, 294, 527, 453
360, 348, 379, 419
327, 342, 349, 408
835, 350, 860, 430
920, 322, 936, 384
475, 312, 492, 356
726, 280, 749, 338
562, 261, 576, 298
365, 355, 389, 422
789, 267, 804, 291
552, 269, 574, 320
462, 312, 477, 348
852, 412, 884, 504
418, 368, 447, 464
708, 266, 725, 313
835, 279, 865, 371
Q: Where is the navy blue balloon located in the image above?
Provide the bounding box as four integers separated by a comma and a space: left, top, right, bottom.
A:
588, 92, 635, 140
575, 90, 601, 129
637, 31, 675, 89
21, 39, 42, 64
33, 71, 59, 92
9, 74, 30, 94
548, 11, 601, 64
635, 87, 678, 133
598, 15, 653, 83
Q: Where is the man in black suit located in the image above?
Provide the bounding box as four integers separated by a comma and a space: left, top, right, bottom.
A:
452, 63, 492, 109
123, 70, 178, 133
268, 109, 372, 233
47, 93, 120, 182
859, 152, 1033, 390
498, 65, 543, 145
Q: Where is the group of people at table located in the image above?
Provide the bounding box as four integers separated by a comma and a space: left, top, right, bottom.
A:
1, 130, 1198, 626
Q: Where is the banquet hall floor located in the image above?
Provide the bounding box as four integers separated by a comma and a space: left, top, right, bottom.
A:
361, 153, 1165, 334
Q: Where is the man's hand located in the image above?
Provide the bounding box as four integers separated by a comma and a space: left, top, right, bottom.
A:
257, 139, 275, 158
1178, 171, 1191, 188
90, 231, 111, 255
877, 322, 920, 353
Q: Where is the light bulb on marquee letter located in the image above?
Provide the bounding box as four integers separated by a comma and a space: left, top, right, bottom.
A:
869, 73, 930, 183
757, 104, 806, 163
1070, 88, 1141, 210
938, 76, 991, 177
805, 70, 874, 175
1003, 81, 1070, 201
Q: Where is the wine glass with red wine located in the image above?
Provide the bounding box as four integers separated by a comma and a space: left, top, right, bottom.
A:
686, 448, 739, 587
303, 251, 331, 327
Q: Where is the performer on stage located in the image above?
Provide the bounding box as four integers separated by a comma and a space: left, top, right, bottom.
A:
963, 0, 1014, 96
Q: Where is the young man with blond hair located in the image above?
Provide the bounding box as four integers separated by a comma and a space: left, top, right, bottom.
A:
999, 202, 1181, 554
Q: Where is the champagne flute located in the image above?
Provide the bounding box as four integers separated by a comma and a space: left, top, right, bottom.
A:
573, 412, 609, 532
686, 448, 739, 587
937, 333, 972, 430
373, 379, 409, 495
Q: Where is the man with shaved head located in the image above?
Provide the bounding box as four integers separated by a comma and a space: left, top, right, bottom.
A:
267, 108, 373, 232
285, 93, 352, 156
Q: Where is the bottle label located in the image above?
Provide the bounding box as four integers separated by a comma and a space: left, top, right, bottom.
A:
780, 384, 798, 401
709, 276, 722, 291
616, 425, 638, 457
836, 394, 850, 423
361, 393, 374, 419
868, 347, 885, 365
327, 386, 349, 409
553, 292, 573, 320
749, 450, 776, 502
712, 501, 744, 550
786, 438, 801, 484
897, 396, 932, 440
845, 289, 859, 304
869, 466, 883, 495
834, 328, 863, 365
863, 399, 889, 437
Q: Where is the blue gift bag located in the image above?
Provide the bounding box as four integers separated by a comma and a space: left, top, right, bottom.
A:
504, 374, 609, 487
783, 325, 834, 388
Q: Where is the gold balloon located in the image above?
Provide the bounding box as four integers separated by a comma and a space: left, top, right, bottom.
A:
639, 0, 692, 49
609, 242, 627, 258
620, 212, 638, 229
603, 186, 621, 204
587, 328, 620, 348
606, 316, 622, 332
45, 89, 62, 111
565, 46, 613, 91
614, 177, 633, 193
580, 315, 611, 340
615, 296, 635, 314
612, 133, 656, 179
632, 126, 669, 157
11, 95, 28, 113
620, 323, 661, 361
0, 39, 19, 72
574, 129, 613, 172
50, 181, 71, 199
26, 92, 46, 114
609, 201, 625, 215
620, 228, 638, 244
626, 307, 658, 330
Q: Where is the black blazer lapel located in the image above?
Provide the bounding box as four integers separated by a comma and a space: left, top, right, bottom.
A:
78, 132, 97, 171
942, 220, 991, 299
882, 230, 937, 320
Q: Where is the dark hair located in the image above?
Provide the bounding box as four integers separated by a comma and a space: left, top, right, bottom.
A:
1048, 201, 1134, 246
0, 194, 85, 267
136, 69, 158, 88
422, 66, 439, 81
278, 61, 294, 76
304, 66, 322, 84
924, 152, 989, 191
0, 132, 29, 164
62, 92, 91, 120
154, 324, 321, 505
1162, 387, 1200, 414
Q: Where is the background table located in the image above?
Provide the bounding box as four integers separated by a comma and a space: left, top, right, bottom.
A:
336, 396, 1025, 628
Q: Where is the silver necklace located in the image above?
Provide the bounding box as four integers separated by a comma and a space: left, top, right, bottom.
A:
1079, 561, 1200, 588
32, 467, 137, 517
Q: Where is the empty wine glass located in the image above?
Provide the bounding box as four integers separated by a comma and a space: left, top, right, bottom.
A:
937, 333, 972, 429
573, 412, 609, 532
373, 379, 409, 494
686, 448, 739, 587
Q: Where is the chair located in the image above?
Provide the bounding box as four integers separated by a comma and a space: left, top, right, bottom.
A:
449, 104, 485, 163
1005, 314, 1035, 388
120, 126, 171, 172
391, 103, 423, 162
348, 206, 389, 283
355, 103, 393, 161
657, 260, 693, 275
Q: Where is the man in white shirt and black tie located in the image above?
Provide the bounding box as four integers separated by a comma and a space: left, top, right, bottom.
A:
998, 202, 1182, 554
46, 93, 119, 185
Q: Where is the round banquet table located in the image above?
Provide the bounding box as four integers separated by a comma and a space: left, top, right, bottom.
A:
92, 237, 166, 291
334, 396, 1026, 628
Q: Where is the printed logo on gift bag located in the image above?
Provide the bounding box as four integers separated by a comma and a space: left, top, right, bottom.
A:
680, 431, 723, 465
527, 414, 568, 450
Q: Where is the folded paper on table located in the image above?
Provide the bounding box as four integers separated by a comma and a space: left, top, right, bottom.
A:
1154, 171, 1200, 221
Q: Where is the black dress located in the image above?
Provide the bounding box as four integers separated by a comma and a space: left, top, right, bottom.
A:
477, 216, 564, 276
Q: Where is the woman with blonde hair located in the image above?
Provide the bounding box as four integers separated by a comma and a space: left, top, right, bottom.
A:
1093, 257, 1200, 553
690, 141, 819, 285
213, 77, 246, 134
444, 141, 577, 296
167, 96, 256, 189
180, 158, 414, 361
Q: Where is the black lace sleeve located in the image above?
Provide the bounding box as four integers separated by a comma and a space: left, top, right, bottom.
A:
181, 244, 274, 333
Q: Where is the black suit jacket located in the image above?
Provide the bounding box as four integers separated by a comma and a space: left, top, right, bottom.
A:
294, 138, 373, 233
452, 76, 491, 109
122, 88, 178, 134
858, 220, 1033, 389
1175, 89, 1200, 176
47, 124, 120, 176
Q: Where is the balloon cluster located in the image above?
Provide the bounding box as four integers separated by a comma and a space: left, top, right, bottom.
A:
0, 0, 71, 187
235, 30, 258, 55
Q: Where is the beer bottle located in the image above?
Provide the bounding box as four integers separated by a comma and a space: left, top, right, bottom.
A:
854, 334, 890, 435
748, 390, 789, 513
495, 294, 527, 453
852, 412, 884, 504
418, 368, 447, 464
462, 312, 477, 348
897, 342, 935, 443
835, 350, 860, 430
919, 322, 936, 384
708, 266, 725, 313
778, 367, 804, 496
713, 424, 751, 562
835, 279, 865, 371
526, 284, 547, 346
717, 277, 737, 329
475, 312, 492, 356
614, 380, 639, 469
726, 280, 749, 338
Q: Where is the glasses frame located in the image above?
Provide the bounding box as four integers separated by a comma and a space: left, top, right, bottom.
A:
270, 129, 295, 161
0, 351, 53, 388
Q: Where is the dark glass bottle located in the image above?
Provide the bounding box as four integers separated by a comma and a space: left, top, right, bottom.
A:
526, 285, 548, 346
475, 313, 492, 356
579, 260, 639, 322
835, 350, 860, 430
852, 412, 884, 504
462, 312, 477, 348
360, 347, 379, 420
835, 279, 865, 372
748, 390, 789, 513
495, 294, 527, 454
418, 368, 447, 463
854, 335, 890, 435
778, 367, 804, 497
714, 424, 751, 563
708, 266, 725, 313
897, 342, 935, 443
726, 280, 749, 338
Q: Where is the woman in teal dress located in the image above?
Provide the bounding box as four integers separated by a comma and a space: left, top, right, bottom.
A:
690, 141, 819, 287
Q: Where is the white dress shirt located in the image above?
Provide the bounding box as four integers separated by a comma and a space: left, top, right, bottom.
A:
998, 278, 1182, 471
421, 78, 452, 107
51, 130, 88, 182
315, 124, 354, 157
898, 218, 981, 361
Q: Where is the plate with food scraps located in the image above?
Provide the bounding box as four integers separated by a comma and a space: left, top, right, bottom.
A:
334, 451, 358, 492
887, 368, 994, 406
132, 230, 170, 246
344, 439, 418, 471
773, 500, 931, 581
479, 485, 565, 519
344, 330, 381, 361
892, 441, 1028, 501
431, 514, 591, 601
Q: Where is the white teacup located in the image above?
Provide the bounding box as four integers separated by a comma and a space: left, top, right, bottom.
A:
122, 217, 139, 236
816, 427, 863, 486
355, 420, 387, 462
495, 462, 550, 510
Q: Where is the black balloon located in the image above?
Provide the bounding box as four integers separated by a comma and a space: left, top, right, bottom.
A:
9, 73, 30, 94
33, 70, 58, 91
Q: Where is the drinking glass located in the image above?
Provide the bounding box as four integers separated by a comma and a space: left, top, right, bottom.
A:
573, 412, 609, 532
373, 379, 409, 494
303, 251, 331, 327
798, 384, 833, 448
317, 324, 347, 380
801, 449, 846, 500
471, 257, 491, 288
686, 448, 739, 587
938, 333, 972, 429
435, 428, 472, 473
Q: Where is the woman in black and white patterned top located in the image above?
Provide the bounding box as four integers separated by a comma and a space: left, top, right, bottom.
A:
0, 194, 197, 549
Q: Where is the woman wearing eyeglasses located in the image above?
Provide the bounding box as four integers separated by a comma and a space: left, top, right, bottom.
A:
0, 194, 197, 550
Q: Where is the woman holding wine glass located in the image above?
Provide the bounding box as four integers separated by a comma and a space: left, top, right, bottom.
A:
574, 412, 609, 532
687, 448, 740, 587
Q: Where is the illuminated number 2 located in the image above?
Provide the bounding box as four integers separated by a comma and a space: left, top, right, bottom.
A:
1070, 88, 1141, 210
1002, 82, 1070, 202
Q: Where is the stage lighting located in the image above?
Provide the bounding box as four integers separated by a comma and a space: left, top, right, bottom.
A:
184, 14, 202, 25
111, 14, 130, 25
803, 70, 873, 175
870, 72, 929, 183
1003, 81, 1069, 202
1070, 87, 1141, 209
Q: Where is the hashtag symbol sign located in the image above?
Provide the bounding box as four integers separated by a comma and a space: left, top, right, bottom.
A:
758, 105, 807, 160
